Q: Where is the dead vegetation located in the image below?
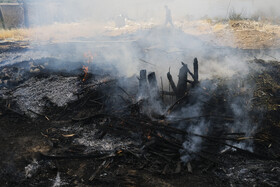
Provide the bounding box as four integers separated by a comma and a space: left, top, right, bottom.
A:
0, 28, 29, 41
1, 18, 280, 50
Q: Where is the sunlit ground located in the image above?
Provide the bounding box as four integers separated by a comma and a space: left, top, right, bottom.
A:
1, 19, 280, 49
179, 19, 280, 49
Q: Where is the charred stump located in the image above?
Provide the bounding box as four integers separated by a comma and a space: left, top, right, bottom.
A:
176, 62, 189, 99
148, 72, 159, 99
193, 58, 199, 85
139, 70, 148, 98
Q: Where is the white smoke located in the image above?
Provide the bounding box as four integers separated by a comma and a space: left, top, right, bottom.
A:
21, 0, 275, 162
26, 0, 280, 26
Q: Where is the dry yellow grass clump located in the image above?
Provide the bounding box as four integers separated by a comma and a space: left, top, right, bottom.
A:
180, 19, 280, 49
0, 28, 30, 41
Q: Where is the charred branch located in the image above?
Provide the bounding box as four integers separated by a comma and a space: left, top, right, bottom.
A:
167, 71, 177, 97
186, 58, 199, 88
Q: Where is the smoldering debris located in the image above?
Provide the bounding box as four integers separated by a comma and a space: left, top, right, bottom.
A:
1, 1, 280, 186
1, 49, 280, 186
13, 75, 79, 117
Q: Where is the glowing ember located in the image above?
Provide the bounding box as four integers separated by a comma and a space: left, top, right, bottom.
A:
147, 131, 152, 140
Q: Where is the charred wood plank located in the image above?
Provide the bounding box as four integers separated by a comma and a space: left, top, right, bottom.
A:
167, 72, 177, 97
160, 77, 164, 101
186, 58, 199, 87
193, 58, 199, 84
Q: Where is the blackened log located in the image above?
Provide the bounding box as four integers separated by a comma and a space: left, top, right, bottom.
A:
160, 77, 164, 101
193, 58, 199, 84
148, 72, 160, 100
139, 70, 148, 97
148, 72, 158, 90
176, 62, 189, 98
187, 58, 199, 87
167, 72, 177, 97
188, 69, 195, 80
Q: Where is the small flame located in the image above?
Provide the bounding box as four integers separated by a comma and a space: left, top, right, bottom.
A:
81, 51, 95, 82
82, 65, 89, 82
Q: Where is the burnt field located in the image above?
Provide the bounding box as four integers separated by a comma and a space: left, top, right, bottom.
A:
0, 27, 280, 187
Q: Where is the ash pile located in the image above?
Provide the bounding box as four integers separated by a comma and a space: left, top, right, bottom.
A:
0, 55, 280, 187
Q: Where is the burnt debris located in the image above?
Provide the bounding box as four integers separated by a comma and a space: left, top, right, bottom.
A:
166, 58, 199, 100
0, 56, 280, 186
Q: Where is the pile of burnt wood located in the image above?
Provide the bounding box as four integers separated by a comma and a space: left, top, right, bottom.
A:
138, 58, 199, 102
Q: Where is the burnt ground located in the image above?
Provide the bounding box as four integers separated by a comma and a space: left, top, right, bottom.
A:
0, 42, 280, 187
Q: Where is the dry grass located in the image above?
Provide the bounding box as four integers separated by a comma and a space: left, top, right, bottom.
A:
0, 19, 279, 49
179, 19, 280, 49
0, 28, 30, 41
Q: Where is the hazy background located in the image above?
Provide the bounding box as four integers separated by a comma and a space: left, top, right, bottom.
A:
26, 0, 280, 26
